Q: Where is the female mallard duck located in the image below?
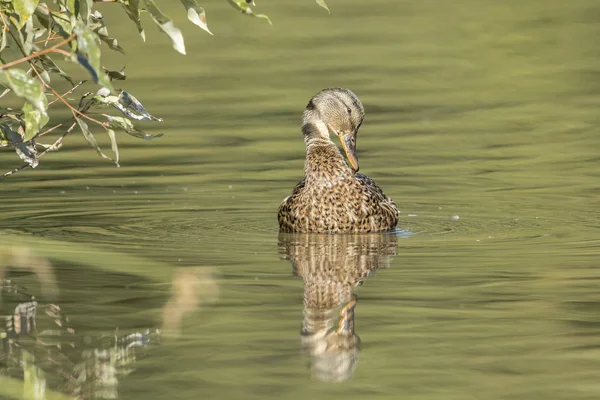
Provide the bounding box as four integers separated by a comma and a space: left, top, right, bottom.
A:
278, 88, 399, 233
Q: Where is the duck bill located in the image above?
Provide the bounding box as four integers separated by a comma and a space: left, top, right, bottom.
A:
339, 132, 359, 172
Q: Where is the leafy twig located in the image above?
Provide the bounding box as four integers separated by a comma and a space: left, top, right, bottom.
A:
0, 121, 78, 180
50, 48, 71, 57
43, 26, 57, 47
0, 34, 76, 70
48, 80, 87, 106
35, 34, 61, 45
30, 65, 106, 127
38, 122, 64, 136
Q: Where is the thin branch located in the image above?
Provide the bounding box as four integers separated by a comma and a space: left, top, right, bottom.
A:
30, 65, 106, 127
2, 164, 36, 181
39, 121, 78, 156
43, 24, 57, 47
0, 9, 8, 32
35, 37, 60, 45
1, 121, 78, 180
5, 28, 103, 127
0, 34, 76, 70
37, 122, 64, 137
35, 34, 60, 45
36, 3, 51, 13
48, 80, 87, 106
50, 48, 71, 57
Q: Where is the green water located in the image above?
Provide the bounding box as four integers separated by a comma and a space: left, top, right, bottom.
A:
2, 0, 600, 398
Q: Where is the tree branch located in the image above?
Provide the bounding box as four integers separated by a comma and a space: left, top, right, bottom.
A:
48, 80, 87, 106
30, 64, 107, 127
0, 120, 78, 180
0, 34, 76, 71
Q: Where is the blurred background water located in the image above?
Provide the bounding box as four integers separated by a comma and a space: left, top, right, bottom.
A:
1, 0, 600, 399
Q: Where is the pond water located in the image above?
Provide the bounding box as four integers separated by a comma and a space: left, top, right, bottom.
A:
2, 0, 600, 399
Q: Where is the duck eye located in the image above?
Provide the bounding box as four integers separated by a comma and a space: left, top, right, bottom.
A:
346, 107, 352, 115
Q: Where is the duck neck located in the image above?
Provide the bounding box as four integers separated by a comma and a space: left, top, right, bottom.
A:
301, 115, 351, 179
302, 118, 332, 148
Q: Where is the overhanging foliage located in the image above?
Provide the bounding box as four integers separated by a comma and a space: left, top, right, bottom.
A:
0, 0, 329, 179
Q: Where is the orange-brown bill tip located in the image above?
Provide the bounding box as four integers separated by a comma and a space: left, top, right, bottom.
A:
340, 132, 359, 172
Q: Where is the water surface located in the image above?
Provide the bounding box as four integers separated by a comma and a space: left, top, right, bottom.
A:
2, 1, 600, 399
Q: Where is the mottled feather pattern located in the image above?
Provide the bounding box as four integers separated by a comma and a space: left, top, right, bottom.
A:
278, 88, 399, 233
278, 142, 398, 233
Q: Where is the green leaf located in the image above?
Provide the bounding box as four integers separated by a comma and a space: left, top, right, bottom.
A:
0, 18, 7, 52
39, 69, 50, 84
33, 27, 47, 39
7, 15, 34, 58
104, 66, 126, 81
62, 0, 76, 14
0, 112, 19, 123
57, 0, 91, 23
116, 90, 163, 121
0, 122, 14, 146
34, 4, 73, 38
227, 0, 249, 12
316, 0, 330, 13
76, 117, 118, 165
36, 50, 76, 85
22, 17, 35, 55
72, 21, 112, 88
121, 0, 145, 41
3, 29, 24, 61
2, 123, 39, 167
226, 0, 272, 25
180, 0, 212, 35
107, 128, 119, 165
105, 115, 164, 140
82, 90, 119, 109
143, 0, 186, 54
85, 89, 161, 122
77, 0, 93, 23
14, 0, 40, 29
22, 101, 49, 141
0, 68, 47, 111
97, 31, 125, 54
90, 11, 125, 54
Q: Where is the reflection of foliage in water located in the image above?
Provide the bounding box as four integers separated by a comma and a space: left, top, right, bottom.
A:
1, 279, 159, 399
278, 233, 398, 382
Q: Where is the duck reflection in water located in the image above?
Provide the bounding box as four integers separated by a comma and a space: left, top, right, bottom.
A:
278, 232, 397, 382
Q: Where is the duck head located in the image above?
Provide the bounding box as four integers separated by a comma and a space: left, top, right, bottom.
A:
302, 88, 365, 172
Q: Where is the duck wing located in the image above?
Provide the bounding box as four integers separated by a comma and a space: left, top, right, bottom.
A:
355, 173, 399, 227
278, 178, 306, 231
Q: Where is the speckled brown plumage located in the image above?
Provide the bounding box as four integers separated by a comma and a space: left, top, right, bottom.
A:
278, 88, 399, 233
